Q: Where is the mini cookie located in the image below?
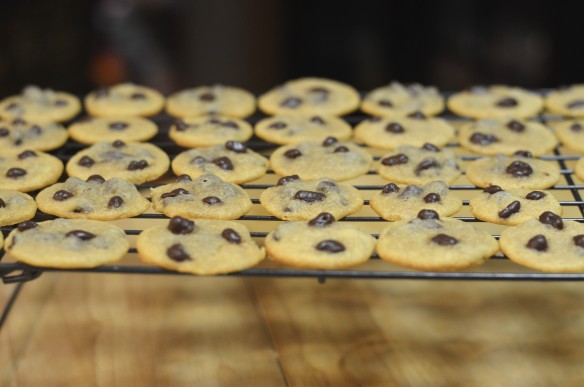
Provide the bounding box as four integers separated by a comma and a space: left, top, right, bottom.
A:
172, 141, 268, 184
270, 137, 372, 181
370, 181, 462, 221
377, 144, 461, 185
68, 117, 158, 144
136, 216, 265, 275
168, 115, 253, 148
166, 85, 255, 118
35, 175, 150, 220
0, 118, 68, 151
377, 209, 499, 271
465, 153, 561, 189
551, 120, 584, 153
5, 218, 129, 268
447, 86, 543, 119
354, 115, 455, 150
361, 82, 444, 117
258, 77, 360, 116
265, 212, 376, 269
259, 176, 363, 221
575, 157, 584, 181
151, 174, 251, 220
0, 189, 37, 226
545, 85, 584, 117
0, 85, 81, 123
255, 115, 352, 145
85, 83, 165, 117
500, 212, 584, 272
0, 150, 63, 192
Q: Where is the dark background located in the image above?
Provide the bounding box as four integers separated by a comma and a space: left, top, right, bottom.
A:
0, 0, 582, 95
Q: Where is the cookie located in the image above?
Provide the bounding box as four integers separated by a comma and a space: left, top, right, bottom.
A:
166, 84, 256, 118
68, 116, 158, 144
270, 137, 373, 181
550, 120, 584, 154
465, 153, 561, 189
447, 86, 543, 119
171, 141, 268, 184
500, 211, 584, 272
376, 144, 461, 185
0, 85, 81, 123
136, 216, 265, 275
0, 118, 68, 151
544, 85, 584, 117
370, 181, 462, 221
259, 176, 363, 220
354, 115, 455, 150
255, 115, 352, 145
258, 77, 360, 116
575, 157, 584, 181
150, 174, 252, 220
0, 189, 37, 226
361, 82, 444, 117
376, 209, 499, 271
85, 83, 165, 117
35, 175, 150, 220
66, 140, 170, 185
5, 218, 129, 268
265, 212, 376, 269
0, 150, 64, 192
168, 115, 253, 148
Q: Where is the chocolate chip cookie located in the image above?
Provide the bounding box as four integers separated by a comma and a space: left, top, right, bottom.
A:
545, 85, 584, 117
0, 85, 81, 123
166, 84, 256, 118
255, 115, 352, 145
168, 115, 253, 148
0, 189, 37, 226
0, 150, 63, 192
85, 83, 165, 117
0, 118, 68, 151
68, 116, 158, 144
361, 82, 444, 118
549, 120, 584, 154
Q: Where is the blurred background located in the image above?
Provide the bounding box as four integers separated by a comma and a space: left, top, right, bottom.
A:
0, 0, 582, 96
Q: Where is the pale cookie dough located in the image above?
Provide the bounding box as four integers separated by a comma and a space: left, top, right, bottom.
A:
68, 116, 158, 144
151, 174, 252, 220
377, 209, 499, 271
0, 85, 81, 123
0, 189, 37, 226
259, 176, 363, 221
545, 85, 584, 117
0, 118, 68, 151
270, 137, 372, 181
255, 115, 352, 145
258, 77, 360, 116
168, 115, 253, 148
166, 84, 256, 118
136, 216, 265, 275
447, 85, 543, 119
265, 212, 376, 269
5, 218, 129, 268
0, 150, 64, 192
361, 82, 444, 117
370, 181, 462, 221
85, 83, 165, 117
550, 120, 584, 154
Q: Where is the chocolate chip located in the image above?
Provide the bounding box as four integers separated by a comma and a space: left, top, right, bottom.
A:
208, 117, 222, 125
175, 174, 192, 182
310, 116, 325, 125
571, 123, 583, 132
506, 161, 533, 178
78, 156, 95, 167
95, 88, 109, 98
12, 118, 26, 125
212, 156, 233, 170
17, 150, 36, 160
0, 198, 6, 208
175, 120, 190, 131
225, 140, 247, 153
513, 150, 533, 158
128, 160, 148, 170
73, 208, 87, 214
322, 136, 338, 147
527, 235, 548, 251
423, 193, 441, 203
431, 234, 458, 246
381, 183, 400, 194
484, 185, 503, 194
526, 191, 545, 200
6, 168, 26, 178
538, 211, 563, 230
308, 212, 335, 227
315, 240, 345, 253
17, 221, 37, 232
378, 99, 393, 107
168, 216, 195, 235
567, 100, 584, 109
161, 188, 189, 199
109, 122, 128, 131
5, 102, 19, 110
422, 143, 440, 152
414, 158, 439, 176
407, 111, 426, 119
199, 92, 215, 101
221, 228, 241, 244
167, 244, 191, 262
277, 175, 300, 185
269, 121, 287, 129
14, 139, 22, 146
284, 149, 302, 159
418, 209, 440, 220
29, 125, 42, 136
222, 120, 239, 129
496, 97, 518, 107
53, 190, 73, 201
294, 190, 326, 203
573, 235, 584, 248
386, 123, 405, 134
507, 120, 525, 133
470, 132, 499, 145
130, 92, 147, 100
112, 140, 125, 148
65, 230, 96, 241
0, 128, 9, 137
86, 174, 105, 183
202, 196, 222, 205
280, 97, 302, 108
381, 153, 408, 166
108, 196, 124, 208
54, 99, 68, 106
498, 200, 521, 219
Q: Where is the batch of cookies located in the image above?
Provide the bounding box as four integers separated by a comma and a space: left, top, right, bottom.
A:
1, 79, 584, 275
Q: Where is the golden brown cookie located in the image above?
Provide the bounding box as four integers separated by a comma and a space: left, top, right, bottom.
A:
0, 118, 68, 152
0, 85, 81, 123
85, 83, 165, 117
549, 120, 584, 154
255, 115, 352, 145
0, 189, 37, 226
68, 116, 158, 144
448, 86, 543, 119
0, 150, 64, 192
168, 115, 253, 148
166, 84, 256, 118
545, 85, 584, 117
361, 82, 444, 117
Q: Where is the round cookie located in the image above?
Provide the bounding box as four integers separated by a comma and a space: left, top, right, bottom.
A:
370, 181, 462, 221
500, 212, 584, 272
447, 86, 543, 119
545, 85, 584, 117
265, 212, 376, 269
258, 77, 360, 116
0, 189, 37, 226
171, 141, 268, 184
166, 84, 256, 118
136, 216, 265, 275
376, 209, 499, 271
151, 174, 252, 220
0, 118, 68, 151
465, 154, 561, 189
168, 115, 253, 148
35, 176, 150, 220
255, 115, 352, 145
66, 140, 170, 185
551, 120, 584, 154
0, 150, 64, 192
377, 144, 461, 185
259, 176, 363, 221
575, 157, 584, 181
361, 82, 444, 117
354, 115, 455, 150
85, 83, 165, 117
0, 85, 81, 123
270, 137, 372, 181
68, 116, 158, 144
5, 218, 129, 268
